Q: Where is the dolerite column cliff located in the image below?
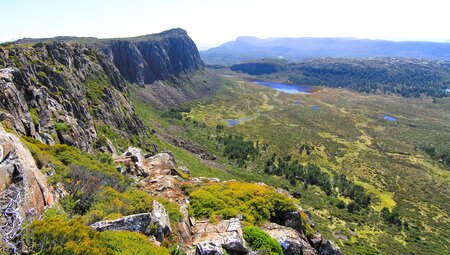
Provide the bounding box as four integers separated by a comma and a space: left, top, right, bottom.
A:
101, 28, 204, 85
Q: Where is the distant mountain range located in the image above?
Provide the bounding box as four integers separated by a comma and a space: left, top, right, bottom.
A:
201, 36, 450, 65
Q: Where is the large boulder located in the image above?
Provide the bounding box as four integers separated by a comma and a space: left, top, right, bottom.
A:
311, 235, 342, 255
196, 241, 224, 255
145, 152, 177, 175
115, 147, 148, 177
0, 125, 54, 253
91, 200, 172, 242
192, 218, 249, 254
262, 222, 317, 255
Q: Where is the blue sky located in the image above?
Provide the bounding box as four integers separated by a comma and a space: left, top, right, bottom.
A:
2, 0, 450, 49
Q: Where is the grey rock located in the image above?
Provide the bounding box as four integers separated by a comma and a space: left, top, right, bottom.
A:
0, 125, 54, 253
101, 29, 203, 85
91, 200, 172, 242
263, 222, 317, 255
196, 242, 224, 255
124, 147, 144, 163
192, 218, 249, 254
0, 42, 146, 152
179, 166, 191, 176
311, 235, 342, 255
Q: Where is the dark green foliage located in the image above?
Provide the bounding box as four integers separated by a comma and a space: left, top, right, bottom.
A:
264, 156, 332, 195
243, 226, 283, 255
291, 58, 450, 98
336, 200, 346, 209
215, 124, 225, 131
299, 143, 314, 155
29, 107, 39, 125
54, 122, 70, 132
419, 145, 450, 168
161, 106, 191, 120
334, 174, 371, 211
83, 74, 110, 104
217, 134, 259, 167
264, 155, 371, 212
230, 61, 285, 75
230, 58, 450, 98
381, 207, 402, 226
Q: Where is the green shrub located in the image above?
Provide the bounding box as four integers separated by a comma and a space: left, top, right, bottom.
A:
243, 226, 283, 255
189, 182, 297, 224
85, 187, 182, 225
83, 74, 109, 104
21, 138, 128, 214
27, 217, 170, 255
37, 71, 48, 78
27, 216, 107, 255
54, 122, 70, 132
29, 108, 39, 125
100, 231, 170, 255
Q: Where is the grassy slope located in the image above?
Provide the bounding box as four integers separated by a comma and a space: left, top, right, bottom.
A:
172, 75, 450, 254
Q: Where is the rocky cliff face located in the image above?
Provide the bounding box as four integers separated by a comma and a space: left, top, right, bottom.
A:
0, 42, 145, 151
0, 125, 54, 253
101, 29, 204, 85
0, 29, 208, 150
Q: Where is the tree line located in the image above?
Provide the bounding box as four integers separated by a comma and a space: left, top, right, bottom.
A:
264, 154, 371, 213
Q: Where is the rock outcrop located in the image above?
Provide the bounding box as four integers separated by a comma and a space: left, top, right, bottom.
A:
0, 125, 54, 253
263, 222, 317, 255
0, 42, 145, 152
101, 28, 204, 85
196, 242, 225, 255
192, 219, 249, 255
311, 234, 342, 255
113, 152, 342, 255
90, 200, 172, 242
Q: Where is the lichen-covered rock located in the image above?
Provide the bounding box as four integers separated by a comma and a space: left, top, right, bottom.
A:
263, 222, 317, 255
146, 152, 177, 175
195, 242, 224, 255
90, 200, 172, 242
0, 125, 54, 253
311, 234, 342, 255
192, 218, 249, 254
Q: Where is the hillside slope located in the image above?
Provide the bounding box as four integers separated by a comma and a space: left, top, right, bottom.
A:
229, 58, 450, 98
0, 30, 342, 255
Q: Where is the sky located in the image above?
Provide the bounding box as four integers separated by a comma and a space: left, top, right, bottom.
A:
2, 0, 450, 49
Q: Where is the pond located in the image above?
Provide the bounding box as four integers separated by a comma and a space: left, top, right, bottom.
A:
311, 105, 320, 110
250, 80, 316, 94
384, 115, 398, 122
226, 117, 252, 127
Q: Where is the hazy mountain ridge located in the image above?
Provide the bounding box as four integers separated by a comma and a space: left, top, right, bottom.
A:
202, 36, 450, 65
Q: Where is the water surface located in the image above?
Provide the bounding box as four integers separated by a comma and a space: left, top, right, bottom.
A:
251, 80, 315, 94
384, 115, 397, 122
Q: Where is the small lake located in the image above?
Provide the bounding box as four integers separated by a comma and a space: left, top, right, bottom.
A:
251, 80, 315, 94
226, 117, 252, 127
384, 115, 398, 122
311, 105, 320, 110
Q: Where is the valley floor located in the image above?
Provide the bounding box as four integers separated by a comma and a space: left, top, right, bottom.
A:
134, 73, 450, 254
